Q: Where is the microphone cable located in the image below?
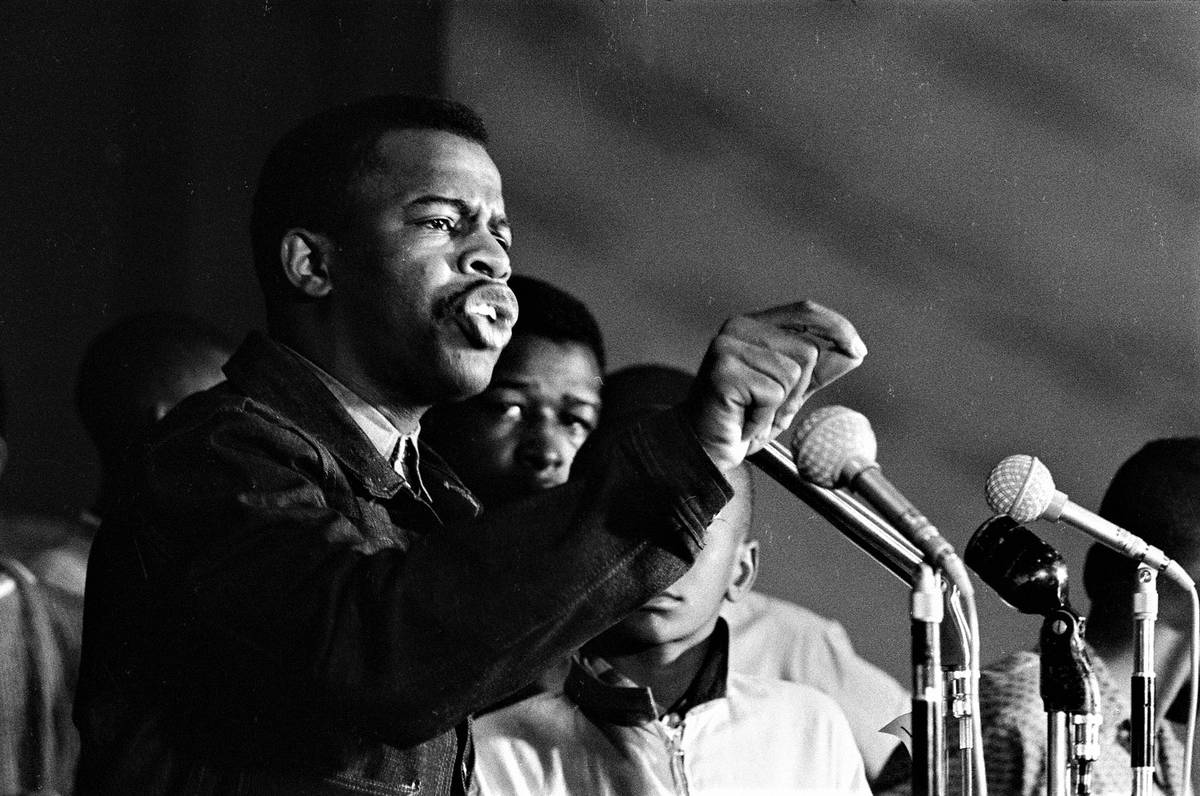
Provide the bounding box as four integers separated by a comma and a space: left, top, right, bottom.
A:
1185, 586, 1197, 796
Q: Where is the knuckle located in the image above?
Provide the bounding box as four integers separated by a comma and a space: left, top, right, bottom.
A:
720, 316, 756, 337
759, 376, 788, 404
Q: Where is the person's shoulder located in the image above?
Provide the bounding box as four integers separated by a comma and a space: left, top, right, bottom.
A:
726, 673, 865, 767
723, 589, 842, 639
0, 513, 85, 557
719, 672, 869, 793
143, 380, 326, 473
727, 670, 849, 725
979, 649, 1044, 728
28, 542, 90, 597
473, 691, 578, 743
154, 380, 285, 439
722, 589, 901, 689
981, 649, 1040, 685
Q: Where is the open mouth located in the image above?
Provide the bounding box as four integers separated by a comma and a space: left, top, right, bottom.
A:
464, 302, 498, 322
448, 283, 518, 349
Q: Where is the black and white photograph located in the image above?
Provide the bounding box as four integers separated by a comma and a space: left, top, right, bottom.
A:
0, 3, 1197, 794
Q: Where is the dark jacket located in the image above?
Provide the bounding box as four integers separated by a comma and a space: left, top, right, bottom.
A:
74, 333, 730, 795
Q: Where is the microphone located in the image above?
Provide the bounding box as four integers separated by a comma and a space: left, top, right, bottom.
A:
791, 405, 972, 595
965, 515, 1070, 616
749, 441, 924, 585
966, 514, 1100, 795
985, 454, 1194, 589
964, 516, 1084, 719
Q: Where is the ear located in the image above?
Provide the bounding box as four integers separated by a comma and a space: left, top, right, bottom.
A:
726, 539, 759, 603
151, 401, 172, 423
280, 228, 335, 298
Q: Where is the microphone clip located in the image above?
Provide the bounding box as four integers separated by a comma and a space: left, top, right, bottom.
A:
1040, 607, 1101, 796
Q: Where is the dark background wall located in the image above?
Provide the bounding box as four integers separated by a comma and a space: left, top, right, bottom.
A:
1, 1, 1196, 686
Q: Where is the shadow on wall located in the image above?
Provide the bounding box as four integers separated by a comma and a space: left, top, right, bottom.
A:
0, 1, 1195, 685
444, 1, 1200, 682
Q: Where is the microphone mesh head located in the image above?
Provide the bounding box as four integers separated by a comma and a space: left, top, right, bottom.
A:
985, 454, 1055, 522
791, 405, 877, 488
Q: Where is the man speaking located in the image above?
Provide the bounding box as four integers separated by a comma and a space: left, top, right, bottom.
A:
74, 95, 867, 795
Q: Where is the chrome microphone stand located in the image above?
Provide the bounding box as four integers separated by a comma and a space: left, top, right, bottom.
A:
944, 587, 976, 796
752, 441, 981, 796
1131, 564, 1158, 796
913, 564, 946, 796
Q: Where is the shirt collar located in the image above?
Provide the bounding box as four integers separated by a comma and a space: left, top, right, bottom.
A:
283, 344, 428, 500
566, 617, 730, 727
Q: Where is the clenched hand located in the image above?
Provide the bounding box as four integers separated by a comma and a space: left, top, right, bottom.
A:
686, 301, 866, 473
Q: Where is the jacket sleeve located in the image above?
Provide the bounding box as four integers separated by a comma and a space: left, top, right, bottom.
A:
127, 401, 732, 748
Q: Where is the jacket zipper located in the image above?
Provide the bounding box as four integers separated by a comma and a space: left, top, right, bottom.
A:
661, 713, 690, 796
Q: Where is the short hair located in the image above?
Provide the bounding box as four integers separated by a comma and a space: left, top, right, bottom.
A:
75, 312, 233, 467
1083, 438, 1200, 602
250, 94, 489, 301
507, 275, 606, 371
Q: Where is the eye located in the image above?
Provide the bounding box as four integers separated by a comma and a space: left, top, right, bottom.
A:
562, 413, 595, 435
492, 227, 513, 251
422, 218, 455, 232
482, 398, 524, 421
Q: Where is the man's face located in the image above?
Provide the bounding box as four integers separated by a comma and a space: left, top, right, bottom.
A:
328, 129, 517, 408
430, 334, 602, 506
599, 473, 755, 653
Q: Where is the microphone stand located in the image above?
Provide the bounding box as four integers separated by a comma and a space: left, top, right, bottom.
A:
944, 587, 975, 796
753, 442, 984, 796
913, 564, 946, 796
1040, 607, 1101, 796
1131, 564, 1158, 796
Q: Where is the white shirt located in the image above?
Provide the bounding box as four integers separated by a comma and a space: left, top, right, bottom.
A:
474, 669, 870, 796
721, 591, 910, 780
290, 347, 428, 499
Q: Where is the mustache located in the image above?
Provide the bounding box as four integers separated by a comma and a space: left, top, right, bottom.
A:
434, 281, 519, 322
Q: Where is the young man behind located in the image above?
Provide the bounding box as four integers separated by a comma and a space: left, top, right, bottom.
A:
472, 461, 871, 795
425, 296, 909, 785
601, 365, 912, 787
423, 274, 604, 508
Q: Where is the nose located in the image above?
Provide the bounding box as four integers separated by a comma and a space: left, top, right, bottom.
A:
516, 420, 567, 475
461, 227, 511, 281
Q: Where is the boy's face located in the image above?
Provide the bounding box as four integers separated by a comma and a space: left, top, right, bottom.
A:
429, 333, 602, 506
602, 471, 756, 652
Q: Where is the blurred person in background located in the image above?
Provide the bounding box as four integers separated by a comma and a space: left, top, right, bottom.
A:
33, 311, 235, 597
0, 361, 82, 794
